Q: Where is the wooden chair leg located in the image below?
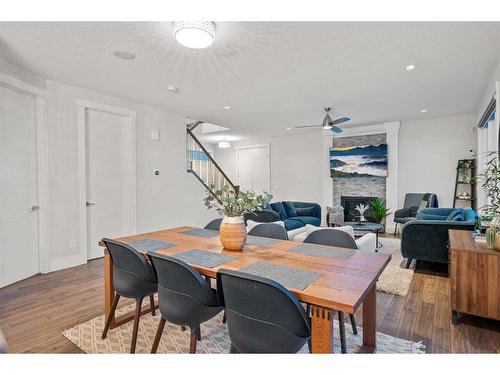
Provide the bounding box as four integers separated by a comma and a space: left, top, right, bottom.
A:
405, 258, 413, 269
230, 344, 238, 353
222, 312, 226, 324
394, 223, 398, 236
338, 311, 347, 354
195, 325, 201, 342
102, 293, 120, 339
349, 314, 358, 335
189, 330, 197, 354
130, 298, 143, 353
151, 317, 166, 353
149, 295, 156, 316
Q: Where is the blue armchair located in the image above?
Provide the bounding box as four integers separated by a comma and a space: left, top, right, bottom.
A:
400, 207, 477, 267
244, 201, 321, 232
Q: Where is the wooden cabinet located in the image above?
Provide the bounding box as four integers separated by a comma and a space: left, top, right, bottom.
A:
449, 230, 500, 324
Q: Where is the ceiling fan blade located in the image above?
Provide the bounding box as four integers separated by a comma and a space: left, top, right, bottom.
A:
293, 124, 322, 129
330, 126, 343, 134
329, 117, 350, 125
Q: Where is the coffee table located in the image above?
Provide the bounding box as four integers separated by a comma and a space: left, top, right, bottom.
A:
344, 221, 384, 251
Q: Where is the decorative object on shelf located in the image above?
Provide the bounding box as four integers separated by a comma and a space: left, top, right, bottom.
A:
354, 203, 369, 222
204, 184, 272, 251
476, 152, 500, 251
453, 158, 476, 209
370, 198, 392, 227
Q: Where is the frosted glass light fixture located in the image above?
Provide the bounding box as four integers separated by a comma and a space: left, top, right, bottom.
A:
218, 141, 230, 149
174, 21, 215, 49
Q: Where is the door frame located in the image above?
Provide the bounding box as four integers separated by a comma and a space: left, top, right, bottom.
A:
235, 143, 271, 193
0, 73, 50, 274
76, 100, 137, 263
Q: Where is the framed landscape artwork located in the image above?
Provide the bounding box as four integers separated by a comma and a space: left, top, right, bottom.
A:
330, 143, 388, 177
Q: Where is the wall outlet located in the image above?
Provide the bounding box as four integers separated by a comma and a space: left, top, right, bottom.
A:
69, 240, 77, 249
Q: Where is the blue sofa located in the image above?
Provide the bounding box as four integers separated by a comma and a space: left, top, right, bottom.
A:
400, 207, 477, 267
244, 201, 321, 231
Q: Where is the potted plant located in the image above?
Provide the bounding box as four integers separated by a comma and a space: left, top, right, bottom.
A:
370, 197, 392, 231
204, 184, 272, 250
476, 152, 500, 250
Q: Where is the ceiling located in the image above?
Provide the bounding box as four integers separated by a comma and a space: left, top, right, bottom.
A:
0, 22, 499, 142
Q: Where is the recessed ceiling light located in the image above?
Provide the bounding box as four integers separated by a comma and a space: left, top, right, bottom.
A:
420, 109, 428, 113
224, 106, 231, 109
113, 50, 136, 60
167, 85, 179, 94
406, 64, 416, 71
286, 127, 291, 130
174, 21, 215, 49
218, 141, 230, 149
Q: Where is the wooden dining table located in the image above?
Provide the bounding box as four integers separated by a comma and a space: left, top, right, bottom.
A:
98, 226, 391, 354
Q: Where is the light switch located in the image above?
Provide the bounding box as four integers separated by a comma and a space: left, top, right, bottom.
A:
150, 129, 160, 141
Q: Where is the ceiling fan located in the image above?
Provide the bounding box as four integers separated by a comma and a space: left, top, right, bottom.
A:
293, 107, 350, 133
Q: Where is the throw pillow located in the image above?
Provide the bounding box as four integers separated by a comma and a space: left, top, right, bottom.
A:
282, 201, 298, 217
270, 202, 288, 220
247, 220, 285, 231
446, 208, 464, 221
296, 206, 316, 216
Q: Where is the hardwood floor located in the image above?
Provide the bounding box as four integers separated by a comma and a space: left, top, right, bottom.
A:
1, 256, 499, 353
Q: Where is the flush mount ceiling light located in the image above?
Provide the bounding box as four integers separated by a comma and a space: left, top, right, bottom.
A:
420, 109, 428, 113
218, 141, 230, 149
406, 64, 416, 71
173, 21, 215, 49
224, 106, 231, 109
113, 50, 136, 60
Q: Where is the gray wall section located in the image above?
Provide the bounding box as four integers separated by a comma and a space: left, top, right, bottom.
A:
331, 133, 387, 205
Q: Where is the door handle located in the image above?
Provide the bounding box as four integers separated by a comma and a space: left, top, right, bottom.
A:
86, 202, 96, 207
29, 205, 39, 212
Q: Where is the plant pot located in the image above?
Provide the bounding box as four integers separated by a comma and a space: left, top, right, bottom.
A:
220, 216, 247, 251
486, 227, 496, 249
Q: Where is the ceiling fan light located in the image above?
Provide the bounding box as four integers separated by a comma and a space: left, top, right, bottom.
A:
174, 21, 215, 49
322, 125, 332, 130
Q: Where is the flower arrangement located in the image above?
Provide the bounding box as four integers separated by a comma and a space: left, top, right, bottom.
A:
204, 184, 272, 217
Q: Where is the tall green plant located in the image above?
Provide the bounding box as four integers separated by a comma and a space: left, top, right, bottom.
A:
204, 184, 272, 217
476, 152, 500, 227
370, 198, 391, 224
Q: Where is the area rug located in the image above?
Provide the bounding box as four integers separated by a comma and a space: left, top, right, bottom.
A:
361, 237, 414, 296
63, 302, 425, 354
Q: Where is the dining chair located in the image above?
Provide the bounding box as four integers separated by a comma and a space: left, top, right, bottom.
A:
101, 238, 158, 353
204, 218, 223, 231
303, 229, 358, 353
149, 253, 223, 354
247, 223, 289, 240
217, 269, 311, 353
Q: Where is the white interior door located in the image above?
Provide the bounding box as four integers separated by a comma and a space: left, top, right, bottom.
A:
237, 148, 253, 191
85, 109, 130, 259
252, 146, 270, 193
0, 85, 39, 287
236, 146, 270, 193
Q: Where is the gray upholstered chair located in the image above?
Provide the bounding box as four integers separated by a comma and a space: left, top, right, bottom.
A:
204, 218, 222, 231
394, 193, 438, 235
302, 229, 358, 353
247, 223, 289, 240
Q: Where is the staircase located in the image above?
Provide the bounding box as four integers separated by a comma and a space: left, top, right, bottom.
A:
186, 121, 239, 200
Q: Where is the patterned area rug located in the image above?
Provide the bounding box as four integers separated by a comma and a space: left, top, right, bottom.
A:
362, 237, 415, 297
63, 301, 425, 354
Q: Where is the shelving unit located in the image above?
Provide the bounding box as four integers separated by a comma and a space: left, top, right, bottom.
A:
453, 159, 476, 210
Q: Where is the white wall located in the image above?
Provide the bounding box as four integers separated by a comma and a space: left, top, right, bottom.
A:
1, 63, 214, 273
398, 113, 476, 208
214, 131, 324, 203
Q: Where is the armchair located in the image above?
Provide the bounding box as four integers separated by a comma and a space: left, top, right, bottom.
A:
400, 207, 477, 267
394, 193, 438, 235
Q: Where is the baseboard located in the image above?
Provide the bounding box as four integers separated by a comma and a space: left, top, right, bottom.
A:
49, 254, 87, 273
